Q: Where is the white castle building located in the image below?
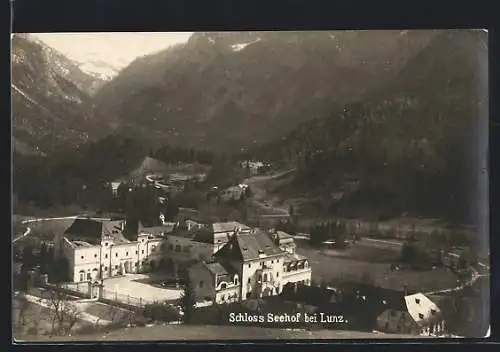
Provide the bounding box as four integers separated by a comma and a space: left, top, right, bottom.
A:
54, 216, 312, 304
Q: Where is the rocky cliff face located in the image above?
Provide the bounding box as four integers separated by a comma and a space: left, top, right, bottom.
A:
246, 30, 487, 224
11, 34, 108, 155
92, 30, 440, 151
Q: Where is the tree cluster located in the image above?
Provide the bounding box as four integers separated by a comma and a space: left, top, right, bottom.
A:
180, 277, 197, 324
309, 221, 348, 248
152, 146, 216, 165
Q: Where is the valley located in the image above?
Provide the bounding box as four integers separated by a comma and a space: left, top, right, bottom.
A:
11, 30, 489, 341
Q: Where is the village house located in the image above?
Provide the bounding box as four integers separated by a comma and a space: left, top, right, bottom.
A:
270, 230, 297, 254
189, 228, 312, 303
188, 261, 241, 304
376, 293, 446, 336
210, 221, 251, 253
240, 160, 267, 175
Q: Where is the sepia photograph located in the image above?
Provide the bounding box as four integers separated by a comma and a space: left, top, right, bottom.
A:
11, 30, 489, 342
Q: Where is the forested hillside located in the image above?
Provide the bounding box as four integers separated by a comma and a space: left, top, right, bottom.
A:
244, 30, 487, 224
92, 30, 438, 151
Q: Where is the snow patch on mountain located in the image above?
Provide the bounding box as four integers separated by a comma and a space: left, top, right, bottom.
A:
231, 38, 261, 52
77, 60, 121, 80
12, 84, 40, 106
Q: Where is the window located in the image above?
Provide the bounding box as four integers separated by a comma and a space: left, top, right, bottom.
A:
263, 274, 268, 282
258, 274, 262, 281
81, 256, 84, 259
221, 283, 227, 289
87, 273, 91, 280
271, 260, 274, 264
248, 278, 251, 284
276, 272, 279, 278
104, 266, 108, 271
385, 322, 389, 329
200, 281, 204, 288
175, 245, 181, 252
135, 262, 138, 267
136, 250, 138, 254
248, 264, 251, 268
418, 313, 424, 320
126, 252, 129, 256
234, 277, 239, 285
94, 254, 98, 258
115, 253, 118, 257
115, 265, 118, 270
277, 259, 279, 263
105, 254, 108, 259
415, 298, 421, 304
105, 243, 108, 246
261, 262, 264, 267
142, 250, 145, 254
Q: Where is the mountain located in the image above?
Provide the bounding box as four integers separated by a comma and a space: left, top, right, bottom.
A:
247, 30, 487, 225
75, 59, 122, 81
11, 34, 109, 155
92, 30, 440, 151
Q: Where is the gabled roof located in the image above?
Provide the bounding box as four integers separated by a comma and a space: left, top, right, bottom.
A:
275, 231, 294, 240
64, 218, 103, 245
211, 221, 250, 234
191, 228, 217, 244
404, 293, 441, 326
283, 253, 307, 263
139, 222, 176, 237
215, 229, 284, 262
205, 262, 231, 276
65, 218, 128, 245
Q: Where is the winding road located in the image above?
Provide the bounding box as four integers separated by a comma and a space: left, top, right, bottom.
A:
242, 169, 296, 218
12, 215, 116, 244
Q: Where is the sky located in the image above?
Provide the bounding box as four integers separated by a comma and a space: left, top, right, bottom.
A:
31, 32, 193, 69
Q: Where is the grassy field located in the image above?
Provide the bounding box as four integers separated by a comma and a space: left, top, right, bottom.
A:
15, 324, 430, 341
295, 239, 459, 292
82, 302, 132, 322
14, 217, 76, 245
12, 298, 92, 338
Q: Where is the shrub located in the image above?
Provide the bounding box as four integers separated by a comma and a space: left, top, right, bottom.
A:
143, 302, 180, 323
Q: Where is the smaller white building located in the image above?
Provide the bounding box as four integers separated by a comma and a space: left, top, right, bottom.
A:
376, 293, 445, 336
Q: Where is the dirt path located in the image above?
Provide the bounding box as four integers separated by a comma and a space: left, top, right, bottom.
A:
243, 169, 296, 218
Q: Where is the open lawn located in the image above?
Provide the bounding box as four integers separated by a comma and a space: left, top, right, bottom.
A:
82, 302, 132, 322
12, 298, 92, 338
15, 324, 430, 341
295, 239, 459, 292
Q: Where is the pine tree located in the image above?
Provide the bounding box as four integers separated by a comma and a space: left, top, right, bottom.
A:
180, 277, 196, 324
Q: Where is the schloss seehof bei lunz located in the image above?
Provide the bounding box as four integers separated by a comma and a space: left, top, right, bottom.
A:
228, 312, 346, 324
